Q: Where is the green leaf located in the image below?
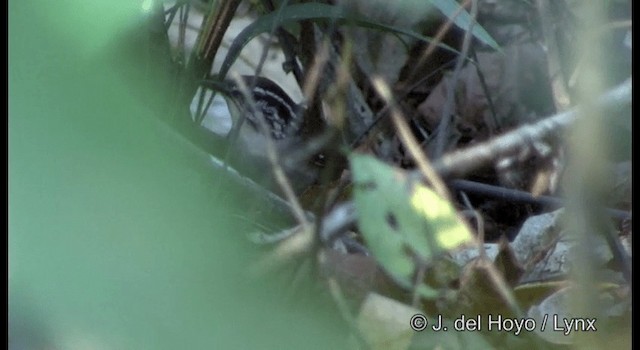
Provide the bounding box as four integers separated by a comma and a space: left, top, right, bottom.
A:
9, 2, 346, 349
350, 155, 472, 290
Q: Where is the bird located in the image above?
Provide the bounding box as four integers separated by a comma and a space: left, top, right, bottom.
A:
199, 75, 318, 193
224, 76, 304, 153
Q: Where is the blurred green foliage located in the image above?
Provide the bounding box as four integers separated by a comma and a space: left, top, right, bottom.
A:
9, 1, 344, 349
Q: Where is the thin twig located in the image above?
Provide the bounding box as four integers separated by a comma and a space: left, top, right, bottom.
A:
425, 78, 631, 179
434, 0, 477, 157
249, 0, 292, 86
459, 191, 485, 245
311, 25, 375, 144
411, 262, 427, 307
261, 0, 304, 85
349, 58, 457, 149
403, 0, 472, 88
231, 74, 312, 232
470, 48, 499, 131
536, 0, 572, 111
371, 77, 451, 201
198, 0, 242, 64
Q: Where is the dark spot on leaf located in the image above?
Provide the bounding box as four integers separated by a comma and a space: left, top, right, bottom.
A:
386, 212, 399, 231
357, 181, 377, 191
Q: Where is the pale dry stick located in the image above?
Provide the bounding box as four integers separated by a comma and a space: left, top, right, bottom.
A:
461, 188, 525, 318
411, 262, 427, 307
351, 0, 477, 149
297, 39, 336, 247
374, 77, 461, 305
426, 77, 631, 179
231, 73, 312, 233
375, 76, 514, 309
324, 41, 356, 132
302, 33, 375, 248
536, 0, 573, 111
434, 0, 477, 158
286, 257, 314, 300
460, 192, 522, 318
311, 25, 375, 143
371, 77, 451, 202
198, 0, 242, 63
248, 225, 314, 277
197, 1, 285, 125
247, 224, 301, 245
249, 202, 357, 276
350, 59, 457, 149
250, 0, 293, 89
326, 277, 358, 327
194, 1, 217, 56
480, 251, 525, 318
187, 0, 242, 125
458, 191, 485, 247
260, 0, 305, 85
301, 40, 331, 109
403, 0, 472, 88
325, 278, 369, 348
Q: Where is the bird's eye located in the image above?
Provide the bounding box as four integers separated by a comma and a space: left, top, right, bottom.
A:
229, 88, 242, 99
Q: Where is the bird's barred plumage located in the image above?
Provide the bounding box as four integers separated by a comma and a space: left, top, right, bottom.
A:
201, 75, 319, 192
227, 76, 302, 140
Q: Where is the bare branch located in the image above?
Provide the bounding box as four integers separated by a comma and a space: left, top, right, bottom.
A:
427, 78, 631, 179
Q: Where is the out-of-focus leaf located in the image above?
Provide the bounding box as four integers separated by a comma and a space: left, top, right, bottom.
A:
9, 2, 345, 349
350, 155, 472, 293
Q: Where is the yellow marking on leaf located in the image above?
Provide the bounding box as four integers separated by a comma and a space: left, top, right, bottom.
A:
410, 184, 472, 250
